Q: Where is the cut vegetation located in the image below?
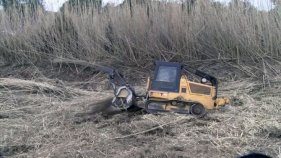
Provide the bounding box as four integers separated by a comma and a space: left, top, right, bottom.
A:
0, 0, 281, 157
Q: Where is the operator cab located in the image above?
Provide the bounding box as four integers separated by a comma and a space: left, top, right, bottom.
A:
151, 61, 182, 92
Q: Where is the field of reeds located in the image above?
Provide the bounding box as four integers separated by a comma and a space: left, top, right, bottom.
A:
0, 0, 281, 157
0, 0, 280, 70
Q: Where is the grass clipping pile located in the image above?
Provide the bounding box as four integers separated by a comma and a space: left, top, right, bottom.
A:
0, 76, 281, 158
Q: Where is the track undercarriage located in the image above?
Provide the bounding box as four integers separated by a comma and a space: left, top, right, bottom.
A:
145, 100, 207, 116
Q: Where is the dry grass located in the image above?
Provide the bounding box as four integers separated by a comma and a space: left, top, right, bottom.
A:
0, 68, 281, 158
0, 0, 280, 72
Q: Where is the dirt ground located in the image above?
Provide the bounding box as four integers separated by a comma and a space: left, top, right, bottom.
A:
0, 63, 280, 158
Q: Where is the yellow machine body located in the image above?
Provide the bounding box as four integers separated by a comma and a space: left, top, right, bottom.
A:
146, 75, 229, 112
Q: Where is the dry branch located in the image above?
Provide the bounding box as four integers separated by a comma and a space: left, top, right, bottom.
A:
0, 78, 94, 96
113, 116, 192, 139
53, 58, 104, 70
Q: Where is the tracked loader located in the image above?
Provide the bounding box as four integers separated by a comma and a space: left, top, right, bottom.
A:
92, 61, 229, 116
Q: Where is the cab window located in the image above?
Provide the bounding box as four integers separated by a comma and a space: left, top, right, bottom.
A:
155, 66, 177, 83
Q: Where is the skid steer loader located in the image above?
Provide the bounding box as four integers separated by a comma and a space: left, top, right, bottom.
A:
93, 61, 230, 116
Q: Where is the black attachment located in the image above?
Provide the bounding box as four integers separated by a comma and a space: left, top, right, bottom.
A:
93, 65, 135, 95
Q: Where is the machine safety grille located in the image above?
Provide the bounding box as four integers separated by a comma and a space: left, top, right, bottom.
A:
189, 83, 211, 95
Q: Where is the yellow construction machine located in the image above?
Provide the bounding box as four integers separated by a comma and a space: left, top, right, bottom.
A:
96, 61, 229, 116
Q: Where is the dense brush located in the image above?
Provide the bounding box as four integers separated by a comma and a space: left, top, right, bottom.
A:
0, 0, 280, 73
